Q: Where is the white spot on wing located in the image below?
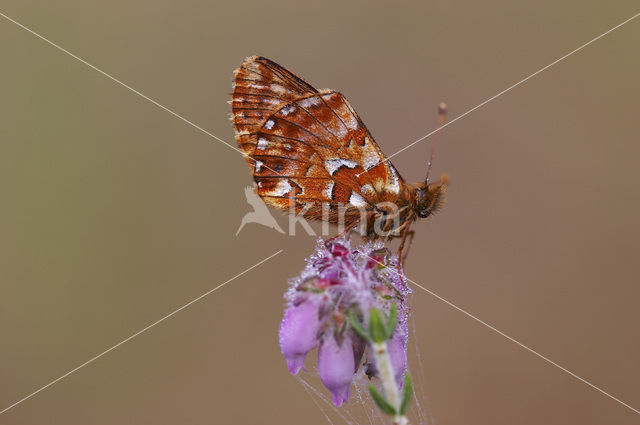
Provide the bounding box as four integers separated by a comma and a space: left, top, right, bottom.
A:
272, 180, 293, 196
281, 105, 296, 116
264, 119, 275, 130
388, 165, 400, 194
364, 152, 380, 170
272, 84, 286, 95
344, 114, 358, 130
325, 158, 358, 175
349, 192, 367, 207
257, 137, 268, 150
299, 97, 321, 108
363, 137, 381, 170
361, 184, 375, 195
324, 182, 335, 199
334, 125, 347, 138
255, 161, 263, 172
248, 82, 268, 90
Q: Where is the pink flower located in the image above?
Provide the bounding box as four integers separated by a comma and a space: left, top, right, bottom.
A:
279, 238, 411, 407
278, 296, 323, 374
387, 323, 408, 387
317, 331, 356, 407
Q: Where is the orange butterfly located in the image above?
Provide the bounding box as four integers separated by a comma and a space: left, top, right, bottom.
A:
230, 56, 448, 261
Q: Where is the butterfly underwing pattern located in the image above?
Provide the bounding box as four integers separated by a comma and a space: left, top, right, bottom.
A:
230, 56, 447, 246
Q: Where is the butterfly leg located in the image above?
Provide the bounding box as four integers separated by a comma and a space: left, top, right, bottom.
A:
328, 210, 376, 242
327, 219, 360, 242
398, 226, 415, 272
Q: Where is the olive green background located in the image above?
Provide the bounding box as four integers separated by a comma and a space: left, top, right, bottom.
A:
1, 1, 639, 424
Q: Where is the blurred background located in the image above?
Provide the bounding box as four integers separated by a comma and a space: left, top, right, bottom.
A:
1, 1, 639, 424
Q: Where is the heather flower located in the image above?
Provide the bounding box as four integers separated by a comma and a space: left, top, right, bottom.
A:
387, 323, 408, 387
317, 330, 355, 406
278, 237, 412, 413
278, 295, 324, 374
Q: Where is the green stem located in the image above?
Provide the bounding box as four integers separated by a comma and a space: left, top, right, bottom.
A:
372, 341, 408, 425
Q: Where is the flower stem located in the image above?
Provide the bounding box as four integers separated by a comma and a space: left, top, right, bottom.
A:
372, 341, 408, 425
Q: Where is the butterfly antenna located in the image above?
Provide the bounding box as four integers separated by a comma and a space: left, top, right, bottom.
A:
425, 102, 447, 184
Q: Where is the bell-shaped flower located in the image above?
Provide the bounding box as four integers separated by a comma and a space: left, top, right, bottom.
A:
387, 323, 408, 387
317, 331, 356, 407
279, 238, 412, 407
278, 295, 323, 374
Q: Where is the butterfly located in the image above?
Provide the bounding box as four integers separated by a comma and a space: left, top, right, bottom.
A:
230, 56, 448, 261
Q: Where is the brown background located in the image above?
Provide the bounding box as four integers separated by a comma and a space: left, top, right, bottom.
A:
1, 1, 639, 424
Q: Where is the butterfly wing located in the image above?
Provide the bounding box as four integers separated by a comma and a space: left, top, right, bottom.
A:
231, 56, 318, 166
231, 57, 409, 224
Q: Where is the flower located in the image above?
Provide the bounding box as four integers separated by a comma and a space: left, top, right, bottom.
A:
278, 237, 411, 406
278, 295, 324, 374
387, 320, 408, 388
317, 331, 355, 406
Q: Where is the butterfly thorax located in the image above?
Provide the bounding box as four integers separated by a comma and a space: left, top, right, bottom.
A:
362, 183, 415, 238
363, 175, 448, 239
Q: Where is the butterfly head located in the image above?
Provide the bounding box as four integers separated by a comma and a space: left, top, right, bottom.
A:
413, 174, 449, 219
